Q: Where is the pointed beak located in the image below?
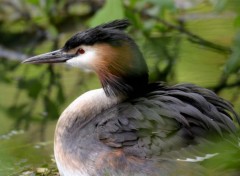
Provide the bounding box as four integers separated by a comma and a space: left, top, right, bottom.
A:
22, 49, 74, 64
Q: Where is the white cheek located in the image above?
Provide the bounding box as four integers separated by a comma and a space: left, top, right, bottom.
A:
66, 49, 96, 71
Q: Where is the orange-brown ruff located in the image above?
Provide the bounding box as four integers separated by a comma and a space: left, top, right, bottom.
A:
23, 20, 239, 176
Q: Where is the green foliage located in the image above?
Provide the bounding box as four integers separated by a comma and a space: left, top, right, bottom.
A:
0, 0, 240, 174
225, 32, 240, 75
89, 0, 124, 26
210, 0, 228, 12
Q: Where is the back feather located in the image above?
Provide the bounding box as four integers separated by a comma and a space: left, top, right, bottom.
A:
95, 82, 239, 159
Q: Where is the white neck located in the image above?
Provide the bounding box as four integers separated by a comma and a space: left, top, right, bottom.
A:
56, 88, 124, 135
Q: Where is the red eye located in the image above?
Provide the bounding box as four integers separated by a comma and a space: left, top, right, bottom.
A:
76, 48, 85, 54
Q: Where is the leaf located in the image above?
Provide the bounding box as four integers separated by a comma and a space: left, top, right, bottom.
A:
25, 0, 39, 6
44, 97, 59, 119
48, 24, 58, 38
89, 0, 124, 27
57, 83, 65, 104
142, 0, 175, 12
146, 0, 174, 9
210, 0, 228, 12
224, 32, 240, 75
45, 1, 55, 13
234, 15, 240, 27
18, 78, 43, 99
7, 104, 28, 118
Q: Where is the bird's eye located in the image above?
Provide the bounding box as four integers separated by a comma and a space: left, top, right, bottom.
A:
76, 48, 85, 55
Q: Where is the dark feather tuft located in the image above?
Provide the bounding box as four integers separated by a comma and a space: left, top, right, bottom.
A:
99, 19, 131, 30
63, 19, 131, 50
100, 72, 149, 97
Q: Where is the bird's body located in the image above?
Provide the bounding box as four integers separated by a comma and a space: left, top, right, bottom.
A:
54, 84, 237, 176
23, 20, 239, 176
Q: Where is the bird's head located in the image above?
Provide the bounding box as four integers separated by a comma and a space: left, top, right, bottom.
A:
23, 19, 149, 97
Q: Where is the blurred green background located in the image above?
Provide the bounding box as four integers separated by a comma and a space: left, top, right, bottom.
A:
0, 0, 240, 175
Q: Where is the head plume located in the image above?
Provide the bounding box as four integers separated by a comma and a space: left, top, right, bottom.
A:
63, 20, 131, 51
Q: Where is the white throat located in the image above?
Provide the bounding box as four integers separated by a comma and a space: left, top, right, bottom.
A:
65, 88, 122, 116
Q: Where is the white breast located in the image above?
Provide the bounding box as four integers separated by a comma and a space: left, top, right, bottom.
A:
54, 88, 125, 176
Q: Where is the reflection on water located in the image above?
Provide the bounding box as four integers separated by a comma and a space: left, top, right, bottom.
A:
0, 124, 55, 175
0, 130, 24, 140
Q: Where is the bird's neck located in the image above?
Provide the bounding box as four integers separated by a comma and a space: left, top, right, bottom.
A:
92, 42, 149, 97
55, 88, 125, 140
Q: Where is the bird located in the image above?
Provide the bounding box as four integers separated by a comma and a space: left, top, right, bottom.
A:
23, 19, 239, 176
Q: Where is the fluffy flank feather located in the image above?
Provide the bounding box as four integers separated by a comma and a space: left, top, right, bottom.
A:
146, 82, 239, 134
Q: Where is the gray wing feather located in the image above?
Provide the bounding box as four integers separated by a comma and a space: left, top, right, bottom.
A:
95, 83, 239, 159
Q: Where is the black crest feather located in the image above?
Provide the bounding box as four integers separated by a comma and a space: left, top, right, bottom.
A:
99, 19, 130, 30
63, 19, 131, 50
